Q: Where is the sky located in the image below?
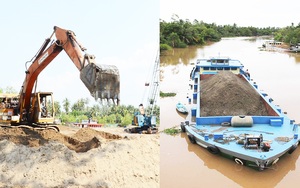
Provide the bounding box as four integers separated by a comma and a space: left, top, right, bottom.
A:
160, 0, 299, 28
0, 0, 159, 107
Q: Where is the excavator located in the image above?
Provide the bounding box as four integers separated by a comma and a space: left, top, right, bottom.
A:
125, 53, 159, 134
0, 26, 120, 131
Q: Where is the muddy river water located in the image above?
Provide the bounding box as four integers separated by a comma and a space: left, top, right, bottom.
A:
160, 37, 300, 188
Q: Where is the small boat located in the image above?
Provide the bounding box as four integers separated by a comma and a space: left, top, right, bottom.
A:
181, 56, 300, 171
286, 44, 300, 53
176, 102, 188, 114
262, 40, 283, 48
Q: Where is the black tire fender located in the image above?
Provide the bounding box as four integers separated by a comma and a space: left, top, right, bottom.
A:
288, 144, 298, 154
188, 134, 196, 144
207, 145, 220, 155
181, 124, 186, 132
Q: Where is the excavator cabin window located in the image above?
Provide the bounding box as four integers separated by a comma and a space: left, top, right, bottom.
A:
37, 93, 53, 118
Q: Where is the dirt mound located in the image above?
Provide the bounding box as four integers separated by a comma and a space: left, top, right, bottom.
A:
0, 125, 159, 188
73, 127, 122, 141
0, 126, 121, 153
200, 71, 269, 116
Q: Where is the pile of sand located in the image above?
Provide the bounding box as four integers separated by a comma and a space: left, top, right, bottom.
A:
0, 125, 159, 188
200, 71, 269, 116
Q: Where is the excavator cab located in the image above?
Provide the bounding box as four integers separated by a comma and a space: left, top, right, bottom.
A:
30, 92, 55, 125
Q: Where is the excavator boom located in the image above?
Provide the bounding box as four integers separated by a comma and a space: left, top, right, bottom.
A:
54, 26, 120, 103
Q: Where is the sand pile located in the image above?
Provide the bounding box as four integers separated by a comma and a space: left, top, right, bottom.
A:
0, 126, 159, 188
200, 71, 269, 116
0, 126, 123, 153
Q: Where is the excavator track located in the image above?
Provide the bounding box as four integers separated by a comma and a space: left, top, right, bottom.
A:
0, 124, 60, 132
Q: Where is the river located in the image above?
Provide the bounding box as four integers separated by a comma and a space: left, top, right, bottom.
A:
160, 37, 300, 188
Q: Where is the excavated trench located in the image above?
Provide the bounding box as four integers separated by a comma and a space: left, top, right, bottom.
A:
0, 126, 122, 152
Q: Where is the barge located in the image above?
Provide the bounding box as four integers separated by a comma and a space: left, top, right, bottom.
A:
181, 57, 300, 171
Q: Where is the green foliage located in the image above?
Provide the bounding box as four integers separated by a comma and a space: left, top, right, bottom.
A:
1, 85, 153, 127
54, 101, 61, 114
62, 98, 70, 114
149, 105, 160, 117
274, 24, 300, 44
163, 127, 181, 135
160, 91, 176, 98
53, 99, 158, 127
60, 113, 77, 123
160, 17, 279, 49
0, 86, 17, 94
72, 98, 89, 112
160, 43, 172, 51
120, 113, 132, 127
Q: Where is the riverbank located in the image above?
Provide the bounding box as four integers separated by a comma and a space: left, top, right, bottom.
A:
0, 125, 159, 188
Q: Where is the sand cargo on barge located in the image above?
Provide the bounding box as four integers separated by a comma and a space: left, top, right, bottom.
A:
181, 56, 300, 171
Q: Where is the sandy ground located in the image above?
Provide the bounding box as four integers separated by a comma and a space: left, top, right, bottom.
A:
0, 125, 159, 188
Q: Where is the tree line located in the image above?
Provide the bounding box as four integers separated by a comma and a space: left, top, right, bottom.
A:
55, 98, 160, 127
274, 23, 300, 44
0, 87, 159, 127
160, 15, 281, 50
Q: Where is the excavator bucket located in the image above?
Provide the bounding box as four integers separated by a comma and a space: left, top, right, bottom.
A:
80, 63, 120, 104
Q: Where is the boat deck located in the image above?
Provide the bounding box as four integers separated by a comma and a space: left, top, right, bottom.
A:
186, 115, 298, 159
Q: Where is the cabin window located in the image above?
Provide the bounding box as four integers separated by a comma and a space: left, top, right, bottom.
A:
224, 67, 230, 70
203, 67, 209, 70
231, 67, 237, 70
0, 96, 19, 109
217, 67, 223, 70
211, 67, 216, 70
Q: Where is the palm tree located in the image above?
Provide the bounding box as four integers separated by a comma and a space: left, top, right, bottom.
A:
54, 101, 61, 115
62, 98, 70, 114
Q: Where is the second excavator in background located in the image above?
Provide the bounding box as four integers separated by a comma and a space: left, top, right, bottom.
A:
126, 53, 159, 134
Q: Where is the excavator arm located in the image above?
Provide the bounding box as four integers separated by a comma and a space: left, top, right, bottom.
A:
54, 26, 120, 102
19, 26, 120, 124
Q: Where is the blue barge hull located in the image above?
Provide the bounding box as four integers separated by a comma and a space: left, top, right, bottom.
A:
181, 57, 300, 171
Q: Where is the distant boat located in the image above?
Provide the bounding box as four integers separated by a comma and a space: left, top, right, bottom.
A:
176, 102, 188, 114
286, 44, 300, 53
262, 40, 283, 48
